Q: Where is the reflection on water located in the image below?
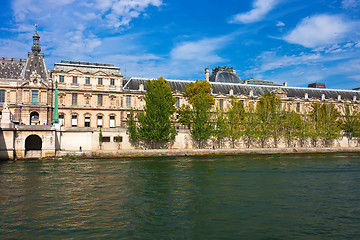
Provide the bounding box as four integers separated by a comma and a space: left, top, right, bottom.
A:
1, 153, 360, 239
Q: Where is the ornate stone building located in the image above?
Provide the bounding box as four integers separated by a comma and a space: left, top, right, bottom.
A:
0, 31, 52, 126
1, 31, 360, 158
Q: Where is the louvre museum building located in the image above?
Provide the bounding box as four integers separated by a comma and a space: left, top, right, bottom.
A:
1, 32, 360, 159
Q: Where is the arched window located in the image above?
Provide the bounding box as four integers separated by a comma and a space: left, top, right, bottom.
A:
110, 115, 115, 128
97, 115, 103, 128
85, 114, 91, 127
72, 114, 78, 127
30, 111, 40, 125
59, 113, 65, 126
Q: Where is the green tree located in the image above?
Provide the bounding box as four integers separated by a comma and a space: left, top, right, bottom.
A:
182, 80, 214, 148
256, 92, 281, 148
213, 107, 229, 148
342, 103, 360, 146
283, 110, 302, 147
137, 77, 177, 149
309, 102, 341, 147
227, 98, 246, 148
320, 103, 341, 146
98, 127, 103, 149
243, 102, 259, 148
127, 109, 139, 145
177, 104, 192, 128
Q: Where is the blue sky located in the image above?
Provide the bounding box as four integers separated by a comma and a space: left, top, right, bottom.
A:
0, 0, 360, 89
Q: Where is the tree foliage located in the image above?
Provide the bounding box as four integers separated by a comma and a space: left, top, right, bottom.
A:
213, 107, 229, 148
256, 92, 282, 147
227, 98, 246, 148
342, 103, 360, 146
182, 80, 214, 148
136, 77, 177, 148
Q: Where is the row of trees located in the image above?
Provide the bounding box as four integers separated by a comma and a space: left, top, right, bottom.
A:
128, 77, 360, 149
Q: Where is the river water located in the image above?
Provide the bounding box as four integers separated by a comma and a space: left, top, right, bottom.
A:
1, 153, 360, 239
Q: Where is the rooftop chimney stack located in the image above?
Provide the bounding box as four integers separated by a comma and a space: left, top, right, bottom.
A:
205, 68, 209, 81
283, 82, 287, 87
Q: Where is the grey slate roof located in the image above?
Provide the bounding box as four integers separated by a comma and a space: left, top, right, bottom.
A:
53, 61, 121, 76
23, 53, 49, 81
123, 77, 360, 101
0, 57, 27, 80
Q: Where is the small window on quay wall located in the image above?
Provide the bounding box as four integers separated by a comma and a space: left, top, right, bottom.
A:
102, 136, 110, 142
114, 136, 122, 142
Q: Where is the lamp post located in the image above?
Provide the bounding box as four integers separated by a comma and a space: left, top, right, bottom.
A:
52, 80, 59, 124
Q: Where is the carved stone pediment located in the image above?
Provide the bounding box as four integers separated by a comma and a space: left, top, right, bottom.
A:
271, 87, 287, 98
93, 71, 108, 76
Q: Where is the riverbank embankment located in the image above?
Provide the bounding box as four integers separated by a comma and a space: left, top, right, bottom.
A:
53, 147, 360, 159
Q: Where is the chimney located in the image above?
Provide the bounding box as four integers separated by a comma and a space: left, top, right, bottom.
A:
229, 89, 233, 96
321, 94, 325, 101
353, 96, 357, 102
249, 90, 253, 98
283, 82, 287, 87
305, 93, 308, 100
244, 80, 248, 84
337, 95, 341, 101
205, 68, 209, 81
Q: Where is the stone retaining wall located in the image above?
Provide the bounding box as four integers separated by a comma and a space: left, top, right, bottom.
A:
53, 147, 360, 159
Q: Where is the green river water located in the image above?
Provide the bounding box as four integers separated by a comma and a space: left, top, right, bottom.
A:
1, 153, 360, 239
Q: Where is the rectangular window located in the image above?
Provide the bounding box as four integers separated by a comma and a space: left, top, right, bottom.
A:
59, 114, 64, 126
0, 90, 5, 104
114, 136, 122, 142
126, 95, 131, 107
98, 94, 103, 106
72, 93, 78, 105
32, 90, 38, 105
296, 102, 301, 112
110, 78, 115, 86
97, 115, 103, 127
219, 99, 223, 109
59, 75, 64, 83
176, 97, 180, 108
72, 76, 77, 84
85, 77, 90, 84
98, 78, 103, 85
72, 114, 77, 127
85, 115, 90, 127
110, 115, 115, 128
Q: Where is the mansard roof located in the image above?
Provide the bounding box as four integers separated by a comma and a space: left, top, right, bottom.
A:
53, 60, 122, 76
0, 57, 27, 80
23, 52, 49, 81
123, 77, 360, 101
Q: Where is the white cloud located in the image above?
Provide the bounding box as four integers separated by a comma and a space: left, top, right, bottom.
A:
276, 21, 285, 27
342, 0, 360, 9
230, 0, 278, 24
170, 35, 234, 63
283, 14, 355, 48
253, 51, 321, 72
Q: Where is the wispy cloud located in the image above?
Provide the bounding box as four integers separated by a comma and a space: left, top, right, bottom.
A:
342, 0, 360, 9
283, 14, 356, 48
170, 35, 234, 63
229, 0, 278, 24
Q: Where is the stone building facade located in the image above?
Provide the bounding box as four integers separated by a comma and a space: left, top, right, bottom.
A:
1, 31, 360, 159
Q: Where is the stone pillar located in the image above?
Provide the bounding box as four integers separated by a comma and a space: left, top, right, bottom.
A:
205, 68, 209, 81
1, 102, 13, 128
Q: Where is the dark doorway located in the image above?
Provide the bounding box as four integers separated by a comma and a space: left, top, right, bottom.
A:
30, 111, 40, 125
25, 135, 42, 151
